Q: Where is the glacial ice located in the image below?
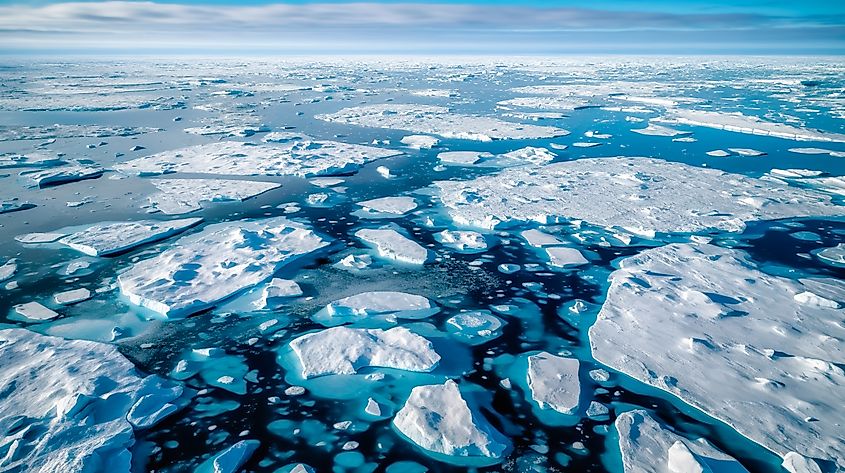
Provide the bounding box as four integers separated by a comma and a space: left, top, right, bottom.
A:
526, 352, 581, 415
354, 227, 431, 265
659, 109, 845, 142
147, 178, 281, 215
392, 380, 510, 462
115, 139, 401, 178
317, 104, 568, 141
435, 157, 843, 235
59, 218, 202, 256
288, 326, 441, 378
590, 243, 845, 468
614, 410, 749, 473
314, 291, 438, 325
0, 328, 188, 473
118, 217, 330, 317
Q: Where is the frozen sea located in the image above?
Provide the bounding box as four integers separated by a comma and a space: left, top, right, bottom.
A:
0, 57, 844, 473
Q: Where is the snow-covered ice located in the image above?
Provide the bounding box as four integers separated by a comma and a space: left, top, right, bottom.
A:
354, 227, 431, 265
147, 178, 281, 215
434, 230, 489, 253
660, 109, 845, 142
526, 352, 581, 415
356, 196, 418, 215
13, 301, 58, 321
400, 135, 440, 149
316, 291, 438, 325
58, 218, 202, 256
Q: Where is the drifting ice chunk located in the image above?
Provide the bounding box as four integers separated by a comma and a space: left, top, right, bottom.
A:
196, 440, 260, 473
545, 247, 588, 269
59, 218, 202, 256
782, 452, 823, 473
788, 147, 845, 157
13, 301, 58, 321
660, 109, 845, 142
356, 196, 418, 215
0, 328, 187, 473
15, 232, 66, 244
435, 230, 488, 253
815, 243, 845, 268
0, 259, 16, 282
148, 178, 280, 215
393, 380, 510, 461
631, 124, 691, 137
118, 217, 330, 318
401, 135, 440, 149
355, 228, 430, 265
115, 140, 401, 178
435, 157, 843, 235
728, 148, 766, 157
706, 150, 731, 157
438, 151, 491, 165
25, 165, 103, 188
320, 291, 438, 324
288, 326, 440, 378
590, 243, 845, 468
54, 288, 91, 305
501, 146, 556, 165
0, 200, 35, 214
445, 310, 504, 345
526, 352, 581, 415
317, 104, 568, 141
520, 229, 565, 247
615, 410, 749, 473
256, 278, 303, 309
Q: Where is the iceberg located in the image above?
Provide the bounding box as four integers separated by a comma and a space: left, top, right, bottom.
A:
354, 227, 431, 265
615, 410, 750, 473
288, 326, 441, 378
0, 328, 188, 473
435, 157, 843, 235
118, 217, 330, 317
590, 243, 845, 468
58, 218, 202, 256
147, 178, 281, 215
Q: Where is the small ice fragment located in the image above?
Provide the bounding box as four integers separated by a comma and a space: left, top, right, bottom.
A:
435, 230, 488, 252
545, 247, 588, 268
54, 288, 91, 305
14, 301, 58, 321
706, 149, 731, 157
196, 440, 260, 473
401, 135, 439, 149
377, 166, 393, 178
0, 259, 16, 282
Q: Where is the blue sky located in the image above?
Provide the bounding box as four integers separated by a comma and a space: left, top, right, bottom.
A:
0, 0, 843, 54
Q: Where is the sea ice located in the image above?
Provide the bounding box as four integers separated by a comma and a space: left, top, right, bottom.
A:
631, 124, 692, 137
545, 247, 589, 269
354, 227, 431, 265
54, 288, 92, 305
445, 310, 504, 345
317, 104, 568, 141
118, 217, 330, 317
288, 326, 441, 378
58, 218, 202, 256
614, 410, 749, 473
814, 243, 845, 268
0, 124, 161, 142
13, 301, 58, 321
147, 178, 280, 215
590, 243, 845, 468
316, 291, 438, 325
437, 151, 492, 165
392, 380, 510, 462
0, 200, 35, 214
659, 109, 845, 142
0, 259, 16, 282
0, 328, 188, 472
356, 196, 418, 215
255, 278, 303, 309
526, 352, 581, 415
24, 165, 103, 188
435, 157, 843, 235
500, 146, 556, 165
434, 230, 488, 253
401, 135, 440, 149
196, 440, 260, 473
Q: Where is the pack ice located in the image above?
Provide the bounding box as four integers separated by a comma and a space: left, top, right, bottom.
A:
59, 218, 202, 256
590, 243, 845, 469
659, 109, 845, 142
0, 328, 188, 473
317, 104, 568, 141
288, 326, 441, 378
147, 178, 281, 214
435, 157, 843, 236
393, 380, 510, 463
615, 410, 749, 473
118, 217, 330, 317
114, 139, 400, 178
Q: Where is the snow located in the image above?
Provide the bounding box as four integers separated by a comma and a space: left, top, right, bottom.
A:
357, 196, 418, 215
393, 380, 510, 461
438, 151, 491, 165
614, 410, 749, 473
288, 326, 441, 378
660, 109, 845, 142
196, 440, 260, 473
118, 217, 330, 318
54, 288, 91, 305
13, 301, 58, 321
590, 243, 845, 468
24, 165, 103, 188
147, 178, 280, 215
434, 230, 488, 252
401, 135, 440, 149
435, 157, 843, 235
526, 352, 580, 415
317, 104, 568, 141
354, 227, 431, 265
59, 218, 202, 256
114, 139, 401, 178
0, 328, 188, 473
545, 247, 588, 269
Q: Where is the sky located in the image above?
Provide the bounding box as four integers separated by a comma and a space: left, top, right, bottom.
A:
0, 0, 843, 55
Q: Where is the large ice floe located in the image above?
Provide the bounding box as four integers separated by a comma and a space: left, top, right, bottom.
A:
288, 326, 441, 378
312, 291, 439, 326
590, 243, 845, 469
435, 157, 843, 236
614, 410, 750, 473
114, 139, 400, 177
316, 104, 568, 141
58, 218, 202, 256
0, 328, 189, 473
354, 227, 431, 265
118, 217, 330, 317
392, 380, 510, 465
146, 178, 280, 214
658, 109, 845, 142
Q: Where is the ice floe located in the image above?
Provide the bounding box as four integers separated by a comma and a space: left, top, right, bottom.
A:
288, 326, 441, 378
54, 288, 91, 305
0, 200, 35, 214
317, 104, 568, 141
615, 409, 749, 473
788, 147, 845, 157
147, 178, 281, 215
118, 217, 330, 317
354, 227, 431, 265
0, 328, 188, 472
631, 124, 692, 137
13, 301, 58, 321
659, 109, 845, 142
435, 157, 843, 235
434, 230, 489, 253
255, 278, 302, 309
24, 165, 104, 188
59, 218, 202, 256
313, 291, 438, 326
590, 243, 845, 468
356, 196, 418, 215
196, 439, 260, 473
526, 352, 581, 415
401, 135, 440, 149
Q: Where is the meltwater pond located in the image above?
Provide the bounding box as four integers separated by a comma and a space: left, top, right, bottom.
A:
0, 57, 844, 473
